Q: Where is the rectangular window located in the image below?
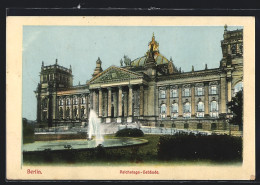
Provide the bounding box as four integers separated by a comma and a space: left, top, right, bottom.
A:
197, 87, 203, 96
211, 86, 217, 94
160, 90, 166, 99
184, 88, 190, 97
171, 89, 178, 98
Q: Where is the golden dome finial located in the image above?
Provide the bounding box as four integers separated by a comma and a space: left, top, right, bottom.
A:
149, 32, 159, 52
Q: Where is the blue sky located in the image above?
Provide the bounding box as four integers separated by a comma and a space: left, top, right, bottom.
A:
22, 26, 242, 120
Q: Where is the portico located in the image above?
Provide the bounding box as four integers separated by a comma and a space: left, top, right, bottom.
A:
88, 66, 146, 123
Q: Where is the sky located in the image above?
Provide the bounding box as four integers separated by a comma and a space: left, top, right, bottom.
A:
22, 26, 243, 120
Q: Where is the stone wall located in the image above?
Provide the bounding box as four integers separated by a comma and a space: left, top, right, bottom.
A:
34, 132, 87, 141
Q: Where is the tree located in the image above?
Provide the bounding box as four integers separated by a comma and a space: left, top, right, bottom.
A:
227, 90, 243, 130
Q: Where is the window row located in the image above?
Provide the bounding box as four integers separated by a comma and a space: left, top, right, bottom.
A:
42, 74, 70, 82
160, 101, 218, 119
159, 86, 218, 99
170, 122, 218, 130
58, 106, 86, 119
58, 97, 86, 106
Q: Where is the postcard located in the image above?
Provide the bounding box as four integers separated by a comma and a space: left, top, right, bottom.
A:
6, 16, 255, 180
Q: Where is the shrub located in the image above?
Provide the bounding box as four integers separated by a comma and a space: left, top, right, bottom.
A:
115, 128, 144, 137
157, 133, 242, 161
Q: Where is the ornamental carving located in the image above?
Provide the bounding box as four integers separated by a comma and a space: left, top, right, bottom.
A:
170, 85, 178, 89
183, 84, 190, 88
159, 86, 166, 90
209, 81, 219, 85
195, 83, 204, 87
92, 68, 141, 84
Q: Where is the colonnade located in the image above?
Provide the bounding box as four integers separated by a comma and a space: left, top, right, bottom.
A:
90, 84, 144, 123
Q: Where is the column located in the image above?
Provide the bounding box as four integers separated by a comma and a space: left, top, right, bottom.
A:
107, 88, 112, 117
139, 85, 144, 116
227, 78, 232, 102
127, 85, 133, 122
117, 86, 122, 123
85, 94, 89, 119
114, 92, 118, 117
204, 82, 209, 117
178, 85, 183, 117
191, 84, 195, 117
220, 75, 227, 114
78, 96, 81, 119
166, 86, 170, 117
63, 97, 66, 119
98, 88, 102, 117
106, 88, 112, 123
70, 96, 73, 119
92, 91, 96, 112
36, 95, 41, 122
124, 92, 128, 117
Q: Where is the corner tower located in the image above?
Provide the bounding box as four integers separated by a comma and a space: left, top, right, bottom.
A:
220, 25, 243, 68
35, 59, 73, 127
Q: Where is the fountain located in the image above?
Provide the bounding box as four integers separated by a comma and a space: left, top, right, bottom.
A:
23, 110, 148, 153
88, 109, 104, 146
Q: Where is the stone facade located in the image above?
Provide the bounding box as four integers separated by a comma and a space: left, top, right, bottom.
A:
35, 26, 243, 130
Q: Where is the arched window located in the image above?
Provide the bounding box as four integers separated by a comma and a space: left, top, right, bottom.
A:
43, 75, 47, 82
210, 101, 218, 112
161, 104, 166, 113
233, 81, 243, 96
170, 89, 178, 98
160, 90, 166, 99
66, 99, 70, 105
81, 97, 86, 104
73, 97, 78, 105
197, 101, 204, 117
197, 102, 204, 112
59, 107, 63, 119
171, 103, 178, 119
160, 104, 167, 119
183, 102, 191, 113
42, 98, 48, 108
183, 102, 191, 118
59, 99, 63, 106
81, 106, 85, 118
74, 107, 77, 117
210, 101, 218, 118
171, 103, 178, 113
66, 107, 70, 118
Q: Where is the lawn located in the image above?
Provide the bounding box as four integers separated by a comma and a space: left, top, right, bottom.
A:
23, 134, 242, 166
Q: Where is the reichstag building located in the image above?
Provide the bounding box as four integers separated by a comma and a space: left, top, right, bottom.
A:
35, 26, 243, 130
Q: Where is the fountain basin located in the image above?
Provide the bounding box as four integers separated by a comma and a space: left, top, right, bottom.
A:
23, 138, 148, 153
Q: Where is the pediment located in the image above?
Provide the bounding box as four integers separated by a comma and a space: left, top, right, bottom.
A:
88, 66, 143, 84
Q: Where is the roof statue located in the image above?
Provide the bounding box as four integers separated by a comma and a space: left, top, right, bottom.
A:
123, 55, 131, 66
